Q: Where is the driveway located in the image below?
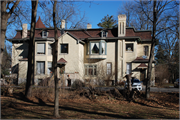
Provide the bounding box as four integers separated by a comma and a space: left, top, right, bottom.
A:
142, 86, 179, 92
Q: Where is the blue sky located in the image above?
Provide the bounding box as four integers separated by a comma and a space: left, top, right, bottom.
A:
6, 1, 125, 47
77, 1, 123, 28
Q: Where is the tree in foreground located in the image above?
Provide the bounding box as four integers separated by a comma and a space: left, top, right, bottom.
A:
52, 0, 60, 118
1, 0, 20, 79
25, 0, 38, 98
97, 14, 117, 29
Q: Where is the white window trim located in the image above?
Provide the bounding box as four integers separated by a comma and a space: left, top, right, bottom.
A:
36, 61, 45, 75
42, 31, 48, 38
37, 43, 46, 55
84, 64, 97, 76
126, 63, 131, 75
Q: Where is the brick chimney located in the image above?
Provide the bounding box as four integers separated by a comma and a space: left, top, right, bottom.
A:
87, 23, 92, 29
118, 15, 126, 37
22, 24, 27, 38
61, 20, 65, 29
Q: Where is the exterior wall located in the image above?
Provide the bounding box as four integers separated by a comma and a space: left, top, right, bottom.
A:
12, 42, 28, 84
34, 41, 53, 81
84, 41, 116, 82
58, 33, 84, 81
137, 43, 151, 59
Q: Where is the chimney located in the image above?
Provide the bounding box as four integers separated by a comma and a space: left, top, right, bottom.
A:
118, 15, 126, 37
87, 23, 92, 29
22, 24, 27, 38
61, 20, 65, 29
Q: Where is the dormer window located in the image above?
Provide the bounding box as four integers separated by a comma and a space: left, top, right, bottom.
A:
101, 30, 108, 37
42, 31, 48, 38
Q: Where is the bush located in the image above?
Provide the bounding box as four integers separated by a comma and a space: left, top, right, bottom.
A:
71, 79, 85, 90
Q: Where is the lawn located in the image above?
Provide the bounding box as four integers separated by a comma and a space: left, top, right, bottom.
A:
1, 87, 179, 119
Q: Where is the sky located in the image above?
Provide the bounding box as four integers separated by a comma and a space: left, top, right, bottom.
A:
75, 1, 123, 28
6, 0, 125, 48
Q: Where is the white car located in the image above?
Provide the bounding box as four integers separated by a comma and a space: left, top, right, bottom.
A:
125, 79, 142, 91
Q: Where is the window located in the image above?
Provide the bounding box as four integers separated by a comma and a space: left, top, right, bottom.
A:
126, 43, 133, 51
37, 61, 45, 74
89, 41, 106, 55
85, 65, 97, 76
144, 46, 149, 56
47, 62, 52, 75
42, 31, 48, 38
126, 63, 131, 74
37, 43, 45, 54
107, 62, 112, 75
101, 31, 108, 37
60, 44, 68, 54
48, 44, 52, 55
102, 42, 106, 54
91, 43, 99, 54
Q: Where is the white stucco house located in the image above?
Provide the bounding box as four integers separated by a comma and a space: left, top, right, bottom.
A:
9, 15, 155, 86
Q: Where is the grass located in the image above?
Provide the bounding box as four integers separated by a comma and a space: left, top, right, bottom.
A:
1, 87, 179, 119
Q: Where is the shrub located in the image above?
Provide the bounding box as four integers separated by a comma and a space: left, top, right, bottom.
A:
71, 79, 85, 90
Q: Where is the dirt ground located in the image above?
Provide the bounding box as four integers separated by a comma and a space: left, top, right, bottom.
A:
1, 87, 179, 119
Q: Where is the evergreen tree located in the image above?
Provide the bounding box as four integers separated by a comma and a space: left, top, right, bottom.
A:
155, 44, 167, 64
1, 45, 11, 76
97, 15, 117, 29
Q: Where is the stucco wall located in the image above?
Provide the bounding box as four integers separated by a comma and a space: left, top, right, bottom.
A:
12, 42, 28, 84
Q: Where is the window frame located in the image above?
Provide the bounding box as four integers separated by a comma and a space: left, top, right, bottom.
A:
88, 40, 107, 55
84, 65, 97, 76
144, 46, 149, 56
36, 61, 45, 74
48, 43, 52, 55
60, 43, 69, 54
47, 61, 52, 75
37, 43, 46, 55
126, 43, 134, 52
42, 31, 48, 38
126, 63, 131, 75
107, 62, 112, 75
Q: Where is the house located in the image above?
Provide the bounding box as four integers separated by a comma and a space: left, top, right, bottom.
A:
9, 15, 155, 86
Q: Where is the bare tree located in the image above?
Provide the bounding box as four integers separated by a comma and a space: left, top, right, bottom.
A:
52, 0, 60, 118
1, 0, 20, 78
25, 0, 38, 98
39, 0, 88, 29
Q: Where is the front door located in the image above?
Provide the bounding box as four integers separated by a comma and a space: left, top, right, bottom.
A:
140, 69, 146, 81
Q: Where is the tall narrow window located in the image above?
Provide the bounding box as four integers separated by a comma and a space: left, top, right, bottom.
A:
102, 42, 105, 54
37, 61, 45, 74
48, 44, 52, 55
144, 46, 149, 56
60, 44, 68, 54
120, 22, 121, 34
122, 22, 124, 34
126, 63, 131, 74
47, 61, 52, 75
107, 62, 112, 75
37, 43, 45, 54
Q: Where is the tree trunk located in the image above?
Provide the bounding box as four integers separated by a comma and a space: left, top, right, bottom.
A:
1, 1, 19, 77
146, 0, 157, 99
53, 1, 60, 118
25, 0, 38, 98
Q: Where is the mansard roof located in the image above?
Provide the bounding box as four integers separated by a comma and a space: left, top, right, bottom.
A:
10, 18, 152, 42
